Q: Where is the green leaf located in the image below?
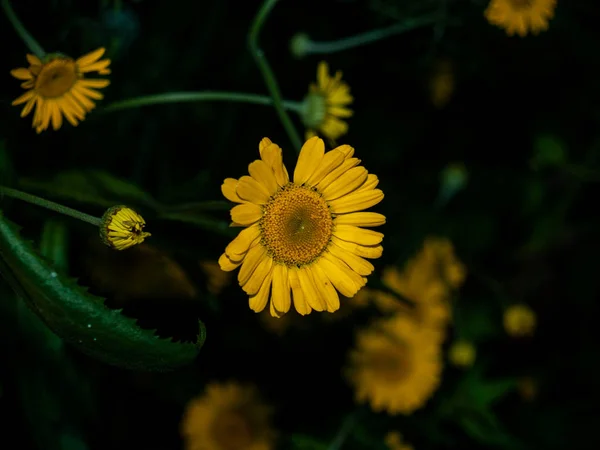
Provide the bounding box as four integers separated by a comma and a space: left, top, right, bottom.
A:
455, 366, 517, 411
0, 211, 205, 371
290, 434, 329, 450
459, 408, 524, 449
39, 219, 70, 272
19, 170, 160, 210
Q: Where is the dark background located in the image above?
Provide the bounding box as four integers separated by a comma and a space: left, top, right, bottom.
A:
1, 0, 600, 449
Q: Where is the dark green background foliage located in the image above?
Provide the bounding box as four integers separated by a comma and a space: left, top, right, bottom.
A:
1, 0, 600, 449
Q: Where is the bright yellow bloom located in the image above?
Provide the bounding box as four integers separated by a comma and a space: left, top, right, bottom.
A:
385, 431, 414, 450
219, 137, 385, 318
180, 381, 275, 450
100, 206, 150, 251
429, 59, 454, 109
503, 304, 536, 337
485, 0, 557, 37
10, 48, 111, 133
346, 315, 443, 415
301, 62, 353, 143
448, 340, 476, 368
200, 260, 232, 295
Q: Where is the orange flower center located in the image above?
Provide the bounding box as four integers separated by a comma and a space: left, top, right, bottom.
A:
260, 183, 333, 266
368, 345, 410, 383
212, 411, 254, 450
34, 58, 78, 98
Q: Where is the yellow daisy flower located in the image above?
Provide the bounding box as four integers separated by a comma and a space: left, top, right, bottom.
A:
180, 381, 275, 450
484, 0, 557, 37
385, 431, 414, 450
219, 136, 385, 318
503, 303, 536, 337
100, 205, 151, 251
448, 339, 476, 368
346, 315, 443, 415
301, 61, 353, 143
10, 48, 111, 133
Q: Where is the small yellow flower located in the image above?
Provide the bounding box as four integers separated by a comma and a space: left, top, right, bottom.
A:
301, 62, 353, 143
385, 431, 414, 450
199, 260, 232, 295
100, 206, 150, 251
503, 304, 536, 337
181, 381, 275, 450
448, 340, 476, 368
10, 48, 111, 133
484, 0, 557, 37
345, 315, 443, 415
429, 59, 454, 109
219, 137, 385, 318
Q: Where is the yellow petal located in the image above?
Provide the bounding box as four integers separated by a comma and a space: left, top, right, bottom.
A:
334, 224, 384, 246
317, 61, 330, 91
236, 175, 270, 204
332, 236, 383, 259
297, 267, 326, 311
230, 202, 262, 225
50, 104, 63, 130
271, 264, 291, 316
316, 157, 360, 192
238, 244, 266, 286
249, 270, 273, 312
259, 137, 273, 152
306, 149, 345, 186
333, 144, 354, 158
329, 189, 384, 214
26, 54, 41, 65
317, 253, 365, 297
20, 98, 35, 117
242, 253, 273, 295
335, 212, 386, 227
259, 140, 289, 186
76, 47, 106, 67
310, 264, 341, 312
79, 78, 110, 89
289, 267, 311, 315
218, 252, 242, 271
328, 106, 353, 118
321, 166, 368, 201
225, 224, 260, 257
10, 68, 32, 80
11, 90, 35, 106
328, 243, 374, 276
356, 174, 379, 193
248, 160, 278, 195
293, 136, 325, 185
222, 178, 244, 203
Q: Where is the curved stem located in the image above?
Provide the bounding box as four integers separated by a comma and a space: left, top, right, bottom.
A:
307, 15, 439, 54
1, 0, 45, 59
0, 186, 102, 227
101, 91, 303, 113
248, 0, 303, 153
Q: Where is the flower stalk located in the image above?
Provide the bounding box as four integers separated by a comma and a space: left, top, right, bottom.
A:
248, 0, 303, 153
0, 186, 101, 226
1, 0, 46, 59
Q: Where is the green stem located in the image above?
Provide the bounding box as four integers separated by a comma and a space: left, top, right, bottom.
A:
1, 0, 45, 59
307, 15, 439, 54
101, 91, 303, 113
0, 186, 102, 227
248, 0, 303, 153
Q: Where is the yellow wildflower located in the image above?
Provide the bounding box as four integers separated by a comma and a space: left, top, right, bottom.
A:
100, 206, 150, 251
448, 340, 476, 368
503, 304, 536, 337
485, 0, 557, 37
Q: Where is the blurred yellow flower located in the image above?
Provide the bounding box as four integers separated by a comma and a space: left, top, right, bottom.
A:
385, 431, 414, 450
372, 237, 466, 336
301, 61, 353, 143
181, 381, 275, 450
200, 260, 232, 295
100, 205, 150, 251
504, 304, 536, 337
10, 48, 111, 133
448, 340, 476, 368
346, 315, 443, 415
484, 0, 557, 37
219, 137, 384, 318
429, 59, 454, 109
